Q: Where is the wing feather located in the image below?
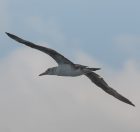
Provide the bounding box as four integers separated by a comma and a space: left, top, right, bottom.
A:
6, 32, 74, 65
85, 72, 135, 106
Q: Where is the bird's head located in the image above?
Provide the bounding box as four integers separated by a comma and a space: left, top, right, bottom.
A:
39, 68, 54, 76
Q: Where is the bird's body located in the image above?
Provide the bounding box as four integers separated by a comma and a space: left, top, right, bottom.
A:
54, 65, 83, 76
45, 64, 93, 76
6, 32, 135, 107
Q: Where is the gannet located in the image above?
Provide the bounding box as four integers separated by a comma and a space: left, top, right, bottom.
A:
6, 32, 135, 107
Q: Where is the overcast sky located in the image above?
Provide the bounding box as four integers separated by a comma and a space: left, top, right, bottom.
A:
0, 0, 140, 132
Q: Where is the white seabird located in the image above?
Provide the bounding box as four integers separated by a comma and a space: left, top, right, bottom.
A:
6, 32, 135, 107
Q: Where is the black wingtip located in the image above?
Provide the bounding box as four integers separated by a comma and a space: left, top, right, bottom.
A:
5, 32, 24, 44
130, 102, 135, 107
127, 100, 135, 107
5, 32, 9, 36
5, 32, 15, 38
5, 32, 10, 36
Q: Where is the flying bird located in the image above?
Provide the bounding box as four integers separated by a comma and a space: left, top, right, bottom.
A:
6, 32, 135, 107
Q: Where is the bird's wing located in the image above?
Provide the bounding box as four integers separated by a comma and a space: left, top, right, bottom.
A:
6, 32, 74, 65
85, 72, 135, 106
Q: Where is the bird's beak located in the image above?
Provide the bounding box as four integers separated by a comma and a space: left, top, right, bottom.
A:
39, 72, 47, 76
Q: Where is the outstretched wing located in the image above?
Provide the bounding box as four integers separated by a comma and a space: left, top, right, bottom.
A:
85, 72, 135, 106
6, 32, 74, 65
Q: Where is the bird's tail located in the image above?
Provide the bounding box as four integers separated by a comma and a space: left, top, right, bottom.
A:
87, 67, 101, 71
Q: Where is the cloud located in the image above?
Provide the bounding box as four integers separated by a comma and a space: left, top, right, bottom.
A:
0, 47, 139, 132
113, 34, 140, 52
